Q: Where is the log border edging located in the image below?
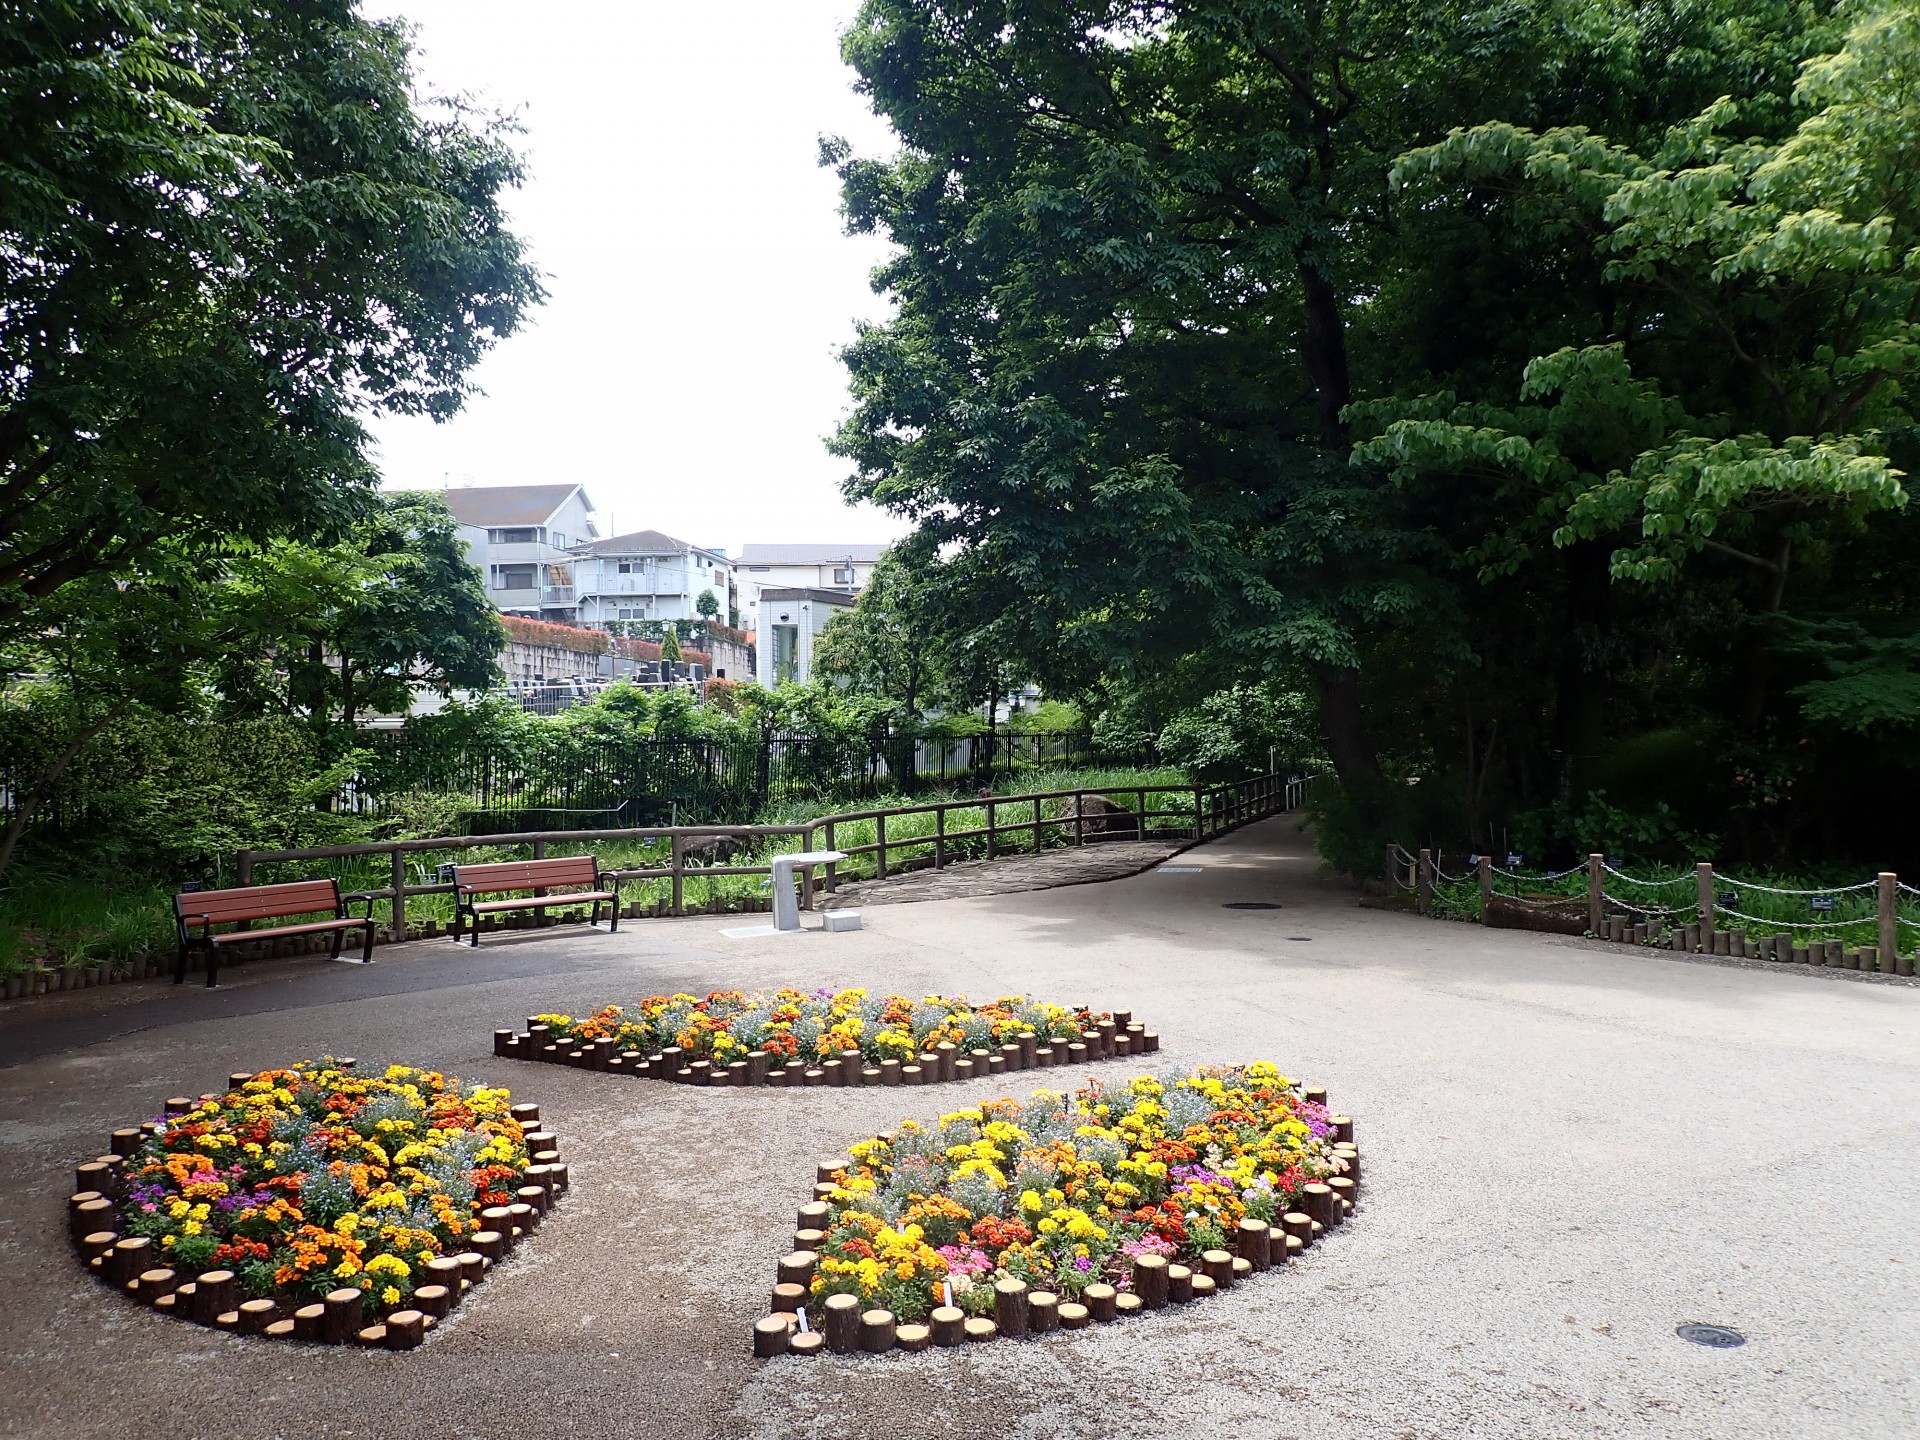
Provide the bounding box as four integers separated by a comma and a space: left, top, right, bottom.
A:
750, 1084, 1359, 1358
490, 1008, 1158, 1087
66, 1069, 568, 1350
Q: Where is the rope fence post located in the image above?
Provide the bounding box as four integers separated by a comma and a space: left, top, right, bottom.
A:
1696, 862, 1714, 943
1386, 845, 1397, 890
1416, 847, 1432, 917
799, 825, 815, 911
876, 811, 888, 880
935, 805, 947, 868
1195, 786, 1205, 840
1478, 855, 1493, 925
823, 821, 837, 893
1032, 795, 1043, 855
1587, 854, 1604, 936
1879, 872, 1897, 971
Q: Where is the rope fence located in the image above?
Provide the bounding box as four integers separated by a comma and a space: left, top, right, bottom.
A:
1386, 846, 1919, 976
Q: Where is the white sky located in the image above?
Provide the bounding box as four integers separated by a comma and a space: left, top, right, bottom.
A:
360, 0, 908, 556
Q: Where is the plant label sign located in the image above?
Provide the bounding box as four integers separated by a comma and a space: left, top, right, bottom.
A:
1811, 895, 1836, 914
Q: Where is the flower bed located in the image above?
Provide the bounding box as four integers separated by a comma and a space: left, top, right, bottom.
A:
493, 988, 1157, 1087
752, 1064, 1359, 1357
66, 1058, 568, 1349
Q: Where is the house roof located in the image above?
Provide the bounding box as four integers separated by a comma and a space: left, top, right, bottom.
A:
440, 484, 592, 528
757, 586, 860, 608
736, 543, 887, 565
575, 528, 723, 559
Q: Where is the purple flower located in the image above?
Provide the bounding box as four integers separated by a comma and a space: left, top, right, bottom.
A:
1074, 1255, 1092, 1272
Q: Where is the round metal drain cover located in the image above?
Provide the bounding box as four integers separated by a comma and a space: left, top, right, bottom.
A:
1676, 1324, 1745, 1348
1222, 902, 1281, 910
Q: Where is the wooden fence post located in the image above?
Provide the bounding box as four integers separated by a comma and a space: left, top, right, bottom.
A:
671, 835, 684, 916
1416, 847, 1432, 917
1194, 787, 1205, 840
1136, 788, 1148, 840
823, 821, 837, 893
934, 806, 947, 868
799, 825, 815, 911
390, 846, 407, 938
1478, 855, 1493, 925
876, 811, 888, 879
1032, 796, 1043, 854
1879, 872, 1897, 971
1587, 854, 1604, 936
986, 798, 997, 860
1696, 862, 1714, 941
237, 849, 254, 886
1385, 844, 1397, 890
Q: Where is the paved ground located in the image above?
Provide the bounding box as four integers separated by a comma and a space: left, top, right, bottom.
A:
1, 816, 1915, 1440
821, 838, 1181, 907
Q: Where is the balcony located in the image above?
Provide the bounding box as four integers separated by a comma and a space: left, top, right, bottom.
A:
541, 585, 575, 604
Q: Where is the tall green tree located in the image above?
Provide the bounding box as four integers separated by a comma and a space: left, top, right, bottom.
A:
221, 494, 505, 729
827, 0, 1897, 866
0, 0, 541, 631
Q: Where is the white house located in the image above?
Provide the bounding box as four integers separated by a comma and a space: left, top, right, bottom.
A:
569, 529, 736, 629
755, 587, 856, 688
438, 483, 600, 622
736, 543, 885, 634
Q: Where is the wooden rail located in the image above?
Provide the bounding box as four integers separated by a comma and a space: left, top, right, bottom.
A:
237, 773, 1300, 932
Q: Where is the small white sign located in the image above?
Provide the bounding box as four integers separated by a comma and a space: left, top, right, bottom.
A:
942, 1282, 953, 1308
796, 1306, 809, 1333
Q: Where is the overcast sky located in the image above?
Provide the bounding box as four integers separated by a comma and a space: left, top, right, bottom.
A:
360, 0, 908, 556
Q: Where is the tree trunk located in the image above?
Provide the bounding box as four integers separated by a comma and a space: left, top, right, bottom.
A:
1309, 664, 1381, 785
1299, 262, 1352, 449
1549, 541, 1611, 802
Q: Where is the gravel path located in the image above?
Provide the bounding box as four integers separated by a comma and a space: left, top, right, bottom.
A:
1, 815, 1915, 1440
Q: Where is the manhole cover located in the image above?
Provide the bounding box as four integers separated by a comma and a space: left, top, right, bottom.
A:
1223, 902, 1281, 910
1676, 1324, 1746, 1348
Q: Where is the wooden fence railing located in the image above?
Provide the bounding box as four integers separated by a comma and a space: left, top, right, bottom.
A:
237, 772, 1303, 939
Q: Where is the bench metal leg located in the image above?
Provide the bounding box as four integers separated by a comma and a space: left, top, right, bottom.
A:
204, 944, 219, 989
361, 921, 375, 964
173, 941, 190, 986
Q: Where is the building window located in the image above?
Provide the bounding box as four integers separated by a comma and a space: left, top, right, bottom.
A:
618, 561, 635, 574
491, 563, 537, 590
833, 566, 855, 585
552, 532, 566, 549
487, 527, 542, 544
773, 624, 799, 685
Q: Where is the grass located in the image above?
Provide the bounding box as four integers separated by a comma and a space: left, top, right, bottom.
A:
0, 763, 1198, 979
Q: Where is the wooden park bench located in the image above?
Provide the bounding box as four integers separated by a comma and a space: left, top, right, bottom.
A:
451, 856, 620, 946
173, 879, 375, 988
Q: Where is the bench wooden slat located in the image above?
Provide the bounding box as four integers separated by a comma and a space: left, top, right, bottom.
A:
468, 891, 615, 915
176, 880, 340, 925
454, 857, 600, 891
208, 918, 366, 945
